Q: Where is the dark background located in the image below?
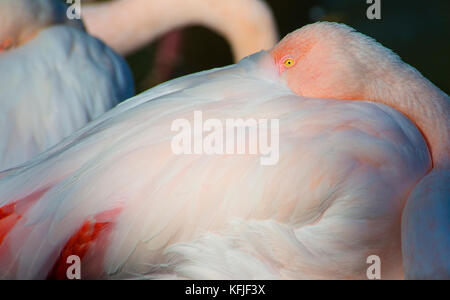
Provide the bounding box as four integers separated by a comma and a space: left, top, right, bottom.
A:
86, 0, 450, 95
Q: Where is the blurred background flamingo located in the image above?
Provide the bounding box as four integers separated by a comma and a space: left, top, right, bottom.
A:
0, 0, 134, 171
82, 0, 278, 85
82, 0, 278, 60
0, 22, 447, 279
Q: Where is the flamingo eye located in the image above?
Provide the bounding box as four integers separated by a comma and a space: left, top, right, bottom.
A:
283, 57, 295, 68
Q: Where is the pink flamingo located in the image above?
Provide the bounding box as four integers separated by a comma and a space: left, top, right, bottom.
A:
0, 22, 447, 279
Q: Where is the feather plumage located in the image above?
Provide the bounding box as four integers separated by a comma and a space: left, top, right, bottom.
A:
0, 51, 430, 279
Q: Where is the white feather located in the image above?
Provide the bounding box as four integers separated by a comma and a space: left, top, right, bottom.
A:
0, 25, 133, 170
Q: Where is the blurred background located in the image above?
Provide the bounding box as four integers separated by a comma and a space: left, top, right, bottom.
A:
83, 0, 450, 95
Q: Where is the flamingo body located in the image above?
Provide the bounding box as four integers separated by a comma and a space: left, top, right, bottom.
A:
0, 51, 431, 279
0, 1, 134, 171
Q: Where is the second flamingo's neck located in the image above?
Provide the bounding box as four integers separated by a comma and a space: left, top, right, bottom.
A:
367, 63, 450, 169
82, 0, 278, 60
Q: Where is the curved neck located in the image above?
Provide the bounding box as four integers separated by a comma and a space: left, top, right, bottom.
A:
82, 0, 277, 61
367, 64, 450, 169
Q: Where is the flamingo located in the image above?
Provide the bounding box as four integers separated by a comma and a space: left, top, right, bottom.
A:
0, 0, 134, 171
82, 0, 278, 61
0, 22, 447, 279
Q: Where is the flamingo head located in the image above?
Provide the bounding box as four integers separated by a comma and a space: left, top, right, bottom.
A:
0, 0, 83, 52
270, 22, 400, 102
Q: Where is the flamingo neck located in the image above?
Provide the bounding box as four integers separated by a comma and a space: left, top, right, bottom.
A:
82, 0, 277, 60
367, 64, 450, 169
